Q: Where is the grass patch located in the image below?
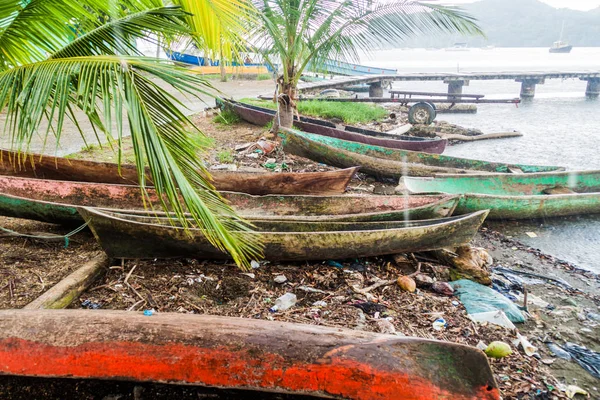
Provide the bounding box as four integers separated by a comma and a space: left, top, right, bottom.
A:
213, 109, 241, 126
256, 73, 273, 81
239, 98, 387, 124
217, 149, 235, 164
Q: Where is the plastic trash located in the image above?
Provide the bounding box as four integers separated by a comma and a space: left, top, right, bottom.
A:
312, 301, 327, 307
274, 274, 287, 284
546, 343, 572, 361
565, 385, 588, 399
143, 309, 154, 316
270, 293, 297, 312
250, 260, 260, 269
432, 318, 447, 331
449, 279, 526, 323
516, 333, 537, 357
563, 342, 600, 378
468, 310, 516, 330
326, 260, 344, 269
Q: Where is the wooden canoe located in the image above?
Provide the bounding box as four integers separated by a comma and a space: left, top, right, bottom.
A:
78, 207, 489, 261
0, 309, 500, 400
0, 149, 357, 195
403, 171, 600, 219
278, 127, 563, 178
221, 99, 448, 154
0, 175, 459, 224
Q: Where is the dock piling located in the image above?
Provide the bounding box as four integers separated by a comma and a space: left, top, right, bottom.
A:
368, 81, 383, 97
445, 80, 469, 100
583, 78, 600, 98
517, 79, 544, 99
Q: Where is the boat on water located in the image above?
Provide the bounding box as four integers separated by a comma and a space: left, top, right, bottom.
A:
549, 40, 572, 54
278, 128, 564, 178
78, 206, 489, 261
220, 99, 448, 154
0, 175, 458, 225
549, 22, 573, 53
402, 170, 600, 219
0, 309, 500, 400
0, 150, 357, 196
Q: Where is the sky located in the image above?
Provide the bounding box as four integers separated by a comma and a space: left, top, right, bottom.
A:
439, 0, 600, 11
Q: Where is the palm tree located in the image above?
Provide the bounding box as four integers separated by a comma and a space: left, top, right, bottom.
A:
0, 0, 262, 268
250, 0, 484, 130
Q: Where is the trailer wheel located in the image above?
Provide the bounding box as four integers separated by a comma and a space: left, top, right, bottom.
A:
408, 102, 436, 125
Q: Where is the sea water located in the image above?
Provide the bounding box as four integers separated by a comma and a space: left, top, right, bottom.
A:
364, 47, 600, 272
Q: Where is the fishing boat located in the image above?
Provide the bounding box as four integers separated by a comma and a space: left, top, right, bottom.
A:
221, 99, 448, 154
402, 170, 600, 219
0, 150, 357, 195
0, 176, 458, 224
79, 207, 488, 261
549, 22, 573, 53
0, 309, 500, 400
278, 128, 563, 178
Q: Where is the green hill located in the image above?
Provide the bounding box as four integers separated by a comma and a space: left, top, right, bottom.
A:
400, 0, 600, 48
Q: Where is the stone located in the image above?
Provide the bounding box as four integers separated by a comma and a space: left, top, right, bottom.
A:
274, 275, 287, 284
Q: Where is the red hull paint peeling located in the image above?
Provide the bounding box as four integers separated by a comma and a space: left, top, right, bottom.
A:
0, 338, 499, 400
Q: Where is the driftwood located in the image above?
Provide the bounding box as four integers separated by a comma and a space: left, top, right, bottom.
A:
428, 246, 493, 285
0, 309, 500, 400
24, 253, 109, 309
440, 131, 523, 142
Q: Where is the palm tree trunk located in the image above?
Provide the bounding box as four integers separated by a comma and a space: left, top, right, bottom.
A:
272, 78, 296, 132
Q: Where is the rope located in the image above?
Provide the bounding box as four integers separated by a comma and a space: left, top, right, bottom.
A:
0, 221, 89, 248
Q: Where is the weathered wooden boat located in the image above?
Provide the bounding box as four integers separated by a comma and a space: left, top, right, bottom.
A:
278, 128, 563, 178
78, 207, 488, 261
0, 176, 458, 224
402, 171, 600, 219
220, 99, 448, 154
0, 309, 499, 400
0, 149, 357, 195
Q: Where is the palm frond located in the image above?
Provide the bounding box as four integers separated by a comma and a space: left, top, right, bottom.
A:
172, 0, 254, 61
0, 56, 263, 268
50, 6, 190, 59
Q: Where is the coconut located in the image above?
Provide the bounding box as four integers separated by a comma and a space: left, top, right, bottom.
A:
397, 276, 416, 293
484, 341, 513, 358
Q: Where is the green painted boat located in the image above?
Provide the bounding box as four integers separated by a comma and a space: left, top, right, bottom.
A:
79, 207, 489, 261
0, 176, 458, 225
278, 128, 563, 178
402, 170, 600, 219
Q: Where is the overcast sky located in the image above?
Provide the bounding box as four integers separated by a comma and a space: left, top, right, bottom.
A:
439, 0, 600, 11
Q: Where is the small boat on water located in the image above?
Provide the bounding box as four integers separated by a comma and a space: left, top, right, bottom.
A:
0, 150, 357, 195
79, 207, 489, 261
278, 128, 563, 178
0, 309, 500, 400
549, 22, 573, 53
220, 99, 448, 154
0, 176, 458, 224
402, 170, 600, 219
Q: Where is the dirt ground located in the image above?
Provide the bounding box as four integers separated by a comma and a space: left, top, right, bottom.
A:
0, 114, 598, 399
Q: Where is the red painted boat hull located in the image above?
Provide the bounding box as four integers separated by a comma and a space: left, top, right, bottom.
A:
0, 310, 499, 400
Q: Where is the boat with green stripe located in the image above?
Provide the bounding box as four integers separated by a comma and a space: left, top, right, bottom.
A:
402, 170, 600, 219
278, 128, 562, 178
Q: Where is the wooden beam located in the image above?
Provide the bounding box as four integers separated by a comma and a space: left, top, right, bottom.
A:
24, 253, 109, 309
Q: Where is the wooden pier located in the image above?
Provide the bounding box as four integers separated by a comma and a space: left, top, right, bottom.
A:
298, 71, 600, 99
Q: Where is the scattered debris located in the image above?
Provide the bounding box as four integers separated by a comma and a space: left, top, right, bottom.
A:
270, 293, 297, 312
485, 341, 513, 359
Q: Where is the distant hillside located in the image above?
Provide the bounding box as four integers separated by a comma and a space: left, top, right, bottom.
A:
400, 0, 600, 48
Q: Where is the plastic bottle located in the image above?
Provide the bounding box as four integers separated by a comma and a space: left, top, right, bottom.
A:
270, 293, 297, 312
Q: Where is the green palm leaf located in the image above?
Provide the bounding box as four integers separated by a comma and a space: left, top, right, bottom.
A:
0, 56, 264, 268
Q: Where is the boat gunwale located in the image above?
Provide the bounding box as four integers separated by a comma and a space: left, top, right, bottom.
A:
79, 206, 489, 235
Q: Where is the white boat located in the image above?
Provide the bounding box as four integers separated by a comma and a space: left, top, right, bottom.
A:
549, 22, 572, 53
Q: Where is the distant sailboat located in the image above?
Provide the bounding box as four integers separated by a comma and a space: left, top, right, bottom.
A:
549, 22, 573, 53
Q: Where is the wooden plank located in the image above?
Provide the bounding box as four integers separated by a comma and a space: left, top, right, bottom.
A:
24, 253, 109, 309
0, 309, 500, 400
390, 90, 484, 99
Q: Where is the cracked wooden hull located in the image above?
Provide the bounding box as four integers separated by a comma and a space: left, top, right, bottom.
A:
403, 171, 600, 219
278, 128, 563, 178
0, 309, 499, 400
78, 207, 488, 261
221, 99, 447, 154
0, 176, 458, 225
0, 150, 357, 195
